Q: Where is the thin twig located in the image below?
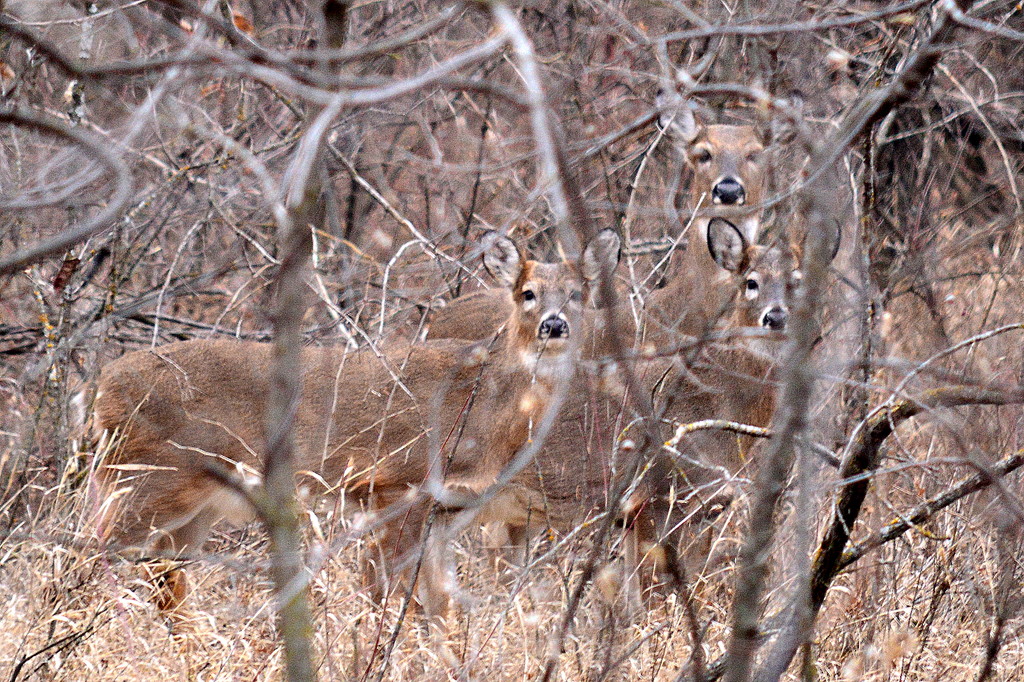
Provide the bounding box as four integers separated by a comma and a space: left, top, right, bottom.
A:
0, 108, 133, 276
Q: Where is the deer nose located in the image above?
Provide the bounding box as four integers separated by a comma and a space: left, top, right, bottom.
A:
712, 177, 745, 205
762, 306, 788, 330
538, 315, 569, 339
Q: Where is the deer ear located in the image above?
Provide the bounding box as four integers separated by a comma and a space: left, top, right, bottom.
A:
827, 218, 842, 263
581, 229, 621, 283
792, 217, 841, 265
481, 232, 523, 288
655, 88, 700, 145
707, 218, 747, 273
757, 91, 804, 146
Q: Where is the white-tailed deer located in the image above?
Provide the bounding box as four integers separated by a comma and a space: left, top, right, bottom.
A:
478, 218, 812, 595
428, 93, 776, 347
650, 88, 775, 338
656, 92, 770, 240
425, 243, 619, 344
88, 229, 621, 617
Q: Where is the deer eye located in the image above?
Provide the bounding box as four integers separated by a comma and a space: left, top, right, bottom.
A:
744, 278, 760, 299
522, 289, 536, 302
695, 148, 712, 164
746, 150, 761, 163
569, 290, 583, 303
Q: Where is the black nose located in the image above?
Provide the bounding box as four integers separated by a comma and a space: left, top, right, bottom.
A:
538, 316, 568, 339
712, 177, 745, 205
763, 307, 788, 330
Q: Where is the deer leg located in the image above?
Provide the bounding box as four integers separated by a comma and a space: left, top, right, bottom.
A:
478, 488, 540, 577
616, 529, 645, 617
365, 489, 453, 621
481, 520, 537, 586
144, 502, 222, 612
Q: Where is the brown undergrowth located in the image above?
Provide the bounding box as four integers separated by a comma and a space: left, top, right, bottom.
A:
1, 459, 1021, 681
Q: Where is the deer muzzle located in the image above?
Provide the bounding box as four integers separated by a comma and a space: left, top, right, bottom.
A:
538, 313, 569, 340
712, 176, 746, 206
761, 306, 789, 331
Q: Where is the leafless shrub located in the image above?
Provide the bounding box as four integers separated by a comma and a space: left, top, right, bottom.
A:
2, 0, 1024, 680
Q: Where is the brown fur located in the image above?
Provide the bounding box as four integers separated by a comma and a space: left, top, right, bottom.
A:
428, 112, 771, 346
90, 230, 620, 617
656, 107, 771, 338
480, 228, 802, 592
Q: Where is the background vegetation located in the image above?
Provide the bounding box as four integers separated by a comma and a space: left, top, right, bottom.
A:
2, 0, 1024, 679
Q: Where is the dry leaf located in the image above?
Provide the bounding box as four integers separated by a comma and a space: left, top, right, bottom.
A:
889, 12, 918, 25
52, 257, 80, 294
232, 11, 255, 35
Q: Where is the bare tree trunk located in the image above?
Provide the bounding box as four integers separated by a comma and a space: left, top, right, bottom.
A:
725, 4, 976, 680
260, 4, 351, 680
264, 191, 319, 682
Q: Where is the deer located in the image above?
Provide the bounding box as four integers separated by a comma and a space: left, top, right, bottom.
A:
645, 87, 775, 340
475, 218, 822, 600
427, 92, 776, 348
87, 228, 621, 619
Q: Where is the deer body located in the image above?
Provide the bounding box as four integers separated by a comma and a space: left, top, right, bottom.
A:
95, 338, 542, 538
479, 339, 778, 584
90, 230, 620, 615
480, 220, 802, 587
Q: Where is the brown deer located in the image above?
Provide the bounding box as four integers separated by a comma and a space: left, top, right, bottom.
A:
427, 94, 775, 347
88, 228, 621, 617
477, 218, 812, 595
647, 88, 774, 339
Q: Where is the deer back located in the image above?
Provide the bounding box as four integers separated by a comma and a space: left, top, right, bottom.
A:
427, 287, 511, 341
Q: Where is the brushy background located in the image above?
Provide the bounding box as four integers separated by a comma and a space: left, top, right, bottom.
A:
2, 0, 1024, 679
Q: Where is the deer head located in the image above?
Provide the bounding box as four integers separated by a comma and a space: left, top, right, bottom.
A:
482, 229, 621, 369
657, 90, 773, 244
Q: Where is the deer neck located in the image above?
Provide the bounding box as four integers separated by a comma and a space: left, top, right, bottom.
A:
681, 214, 761, 261
489, 319, 579, 386
461, 322, 581, 485
731, 327, 787, 367
652, 247, 733, 336
579, 304, 641, 362
691, 204, 762, 244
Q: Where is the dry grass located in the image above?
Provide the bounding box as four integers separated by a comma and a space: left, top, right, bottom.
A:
1, 462, 1021, 681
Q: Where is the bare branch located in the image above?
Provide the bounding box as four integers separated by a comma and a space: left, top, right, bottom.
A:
839, 448, 1024, 570
728, 1, 975, 679
491, 2, 578, 254
0, 107, 133, 276
656, 0, 931, 43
